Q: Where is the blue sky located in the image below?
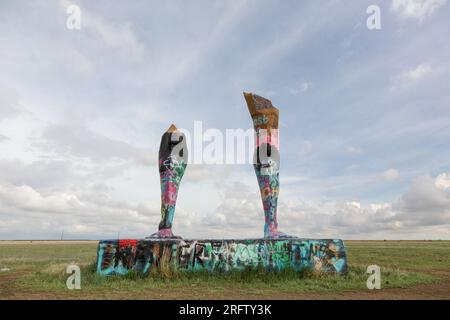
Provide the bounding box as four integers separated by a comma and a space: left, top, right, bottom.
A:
0, 0, 449, 239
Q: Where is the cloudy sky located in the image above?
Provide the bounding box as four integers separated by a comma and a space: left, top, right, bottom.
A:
0, 0, 449, 240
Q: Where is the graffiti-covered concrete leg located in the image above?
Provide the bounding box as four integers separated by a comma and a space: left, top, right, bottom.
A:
244, 92, 293, 239
148, 124, 187, 239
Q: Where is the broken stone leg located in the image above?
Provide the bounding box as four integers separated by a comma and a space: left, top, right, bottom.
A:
148, 124, 187, 239
95, 93, 349, 277
244, 92, 293, 239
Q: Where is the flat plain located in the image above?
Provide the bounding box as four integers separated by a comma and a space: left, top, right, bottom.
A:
0, 240, 449, 299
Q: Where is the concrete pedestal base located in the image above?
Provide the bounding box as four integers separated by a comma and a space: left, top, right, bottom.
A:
96, 238, 348, 276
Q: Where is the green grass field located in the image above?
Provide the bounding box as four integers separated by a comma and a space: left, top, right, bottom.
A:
0, 240, 449, 299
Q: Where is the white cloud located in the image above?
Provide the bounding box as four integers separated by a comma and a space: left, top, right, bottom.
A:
391, 0, 447, 21
346, 146, 364, 156
0, 183, 83, 214
0, 88, 22, 121
283, 176, 307, 184
346, 201, 361, 209
1, 168, 449, 239
289, 82, 312, 95
301, 82, 312, 92
390, 63, 432, 91
435, 173, 450, 189
395, 174, 450, 226
59, 0, 145, 61
183, 165, 232, 183
0, 181, 171, 239
404, 64, 432, 81
0, 134, 8, 142
0, 159, 72, 189
199, 173, 450, 239
41, 123, 155, 165
381, 168, 400, 181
